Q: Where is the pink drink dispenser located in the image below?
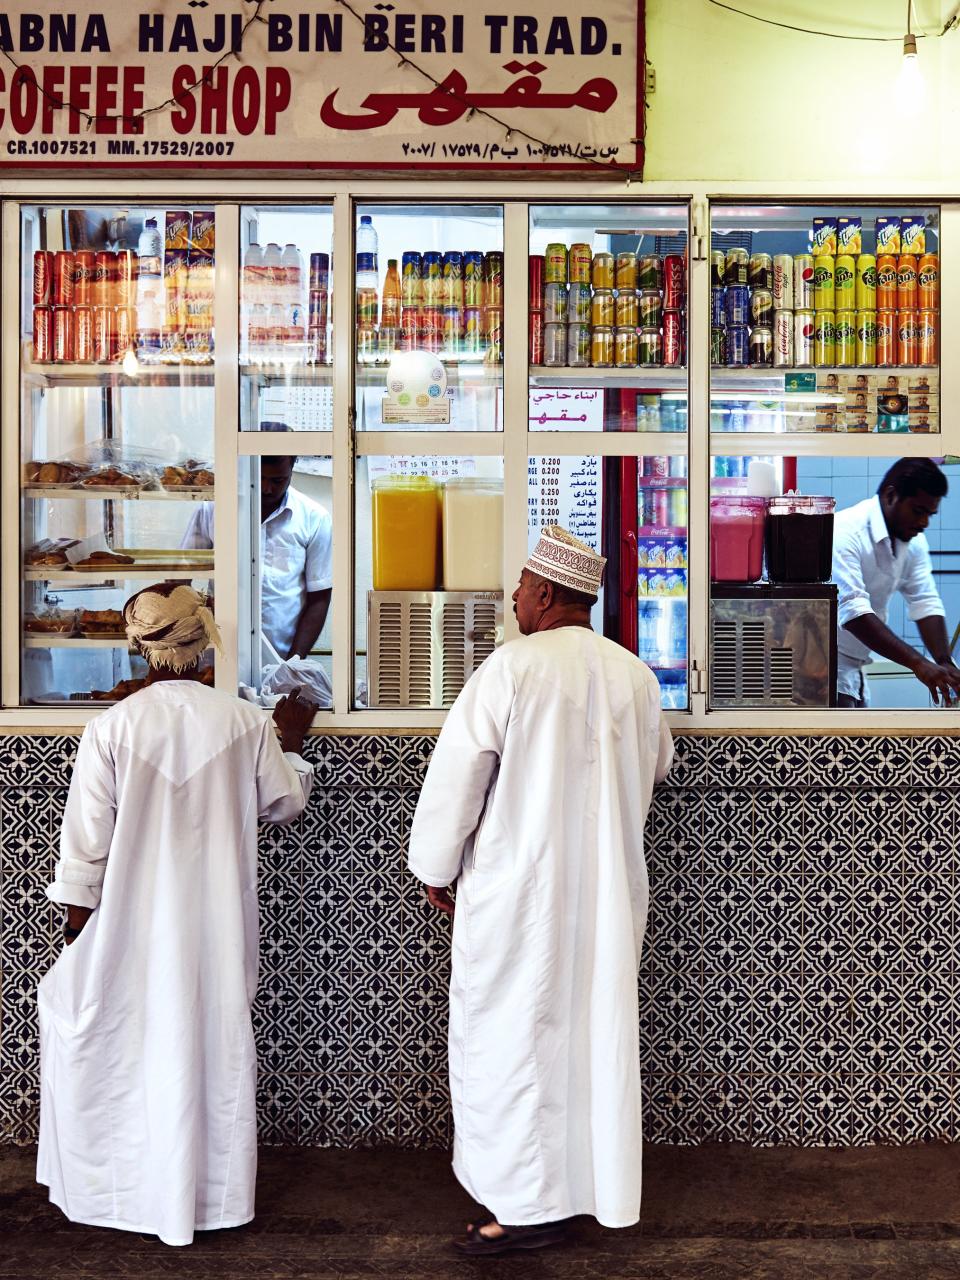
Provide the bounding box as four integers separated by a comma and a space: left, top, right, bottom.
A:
710, 496, 768, 583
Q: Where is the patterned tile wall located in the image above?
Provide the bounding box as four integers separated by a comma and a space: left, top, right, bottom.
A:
2, 732, 959, 1150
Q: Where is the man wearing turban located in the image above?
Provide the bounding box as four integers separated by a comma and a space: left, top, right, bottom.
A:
408, 527, 674, 1255
37, 584, 317, 1247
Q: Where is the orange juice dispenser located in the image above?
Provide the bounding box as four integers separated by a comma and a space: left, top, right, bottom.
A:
371, 475, 440, 589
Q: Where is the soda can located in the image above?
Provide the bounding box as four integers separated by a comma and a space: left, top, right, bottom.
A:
794, 254, 815, 307
568, 243, 591, 284
592, 289, 615, 328
897, 254, 918, 308
53, 305, 74, 363
589, 252, 613, 290
725, 323, 748, 367
401, 252, 421, 307
483, 252, 504, 307
544, 322, 567, 367
813, 311, 835, 366
615, 327, 639, 367
484, 306, 503, 362
614, 289, 638, 328
33, 250, 53, 305
749, 325, 773, 367
897, 310, 918, 365
711, 287, 725, 328
619, 252, 642, 290
357, 328, 378, 362
813, 255, 835, 310
663, 310, 684, 366
441, 305, 462, 348
876, 255, 898, 308
462, 307, 483, 356
773, 254, 794, 309
420, 305, 442, 338
441, 252, 463, 308
640, 290, 663, 329
528, 255, 544, 310
748, 253, 773, 291
855, 311, 877, 366
32, 305, 52, 362
835, 310, 856, 367
918, 253, 939, 309
640, 328, 664, 366
115, 305, 135, 357
834, 255, 855, 311
725, 284, 749, 326
356, 287, 378, 327
750, 288, 774, 327
644, 455, 670, 479
773, 308, 794, 366
463, 251, 484, 306
664, 254, 685, 310
590, 325, 614, 368
566, 283, 592, 325
401, 307, 420, 345
671, 489, 689, 526
544, 243, 567, 284
544, 283, 567, 325
652, 490, 671, 527
94, 251, 116, 307
74, 250, 95, 306
711, 325, 726, 365
876, 311, 896, 366
725, 247, 748, 286
53, 251, 75, 306
569, 322, 592, 368
310, 252, 330, 291
794, 309, 815, 366
710, 250, 726, 289
422, 329, 442, 355
116, 250, 138, 307
74, 305, 94, 362
918, 310, 938, 366
528, 310, 544, 364
421, 251, 442, 305
855, 254, 877, 310
309, 288, 329, 328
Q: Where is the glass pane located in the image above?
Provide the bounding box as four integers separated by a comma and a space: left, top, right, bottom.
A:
710, 203, 940, 433
240, 204, 333, 430
20, 204, 215, 706
708, 452, 959, 711
354, 205, 503, 431
528, 454, 688, 710
529, 202, 688, 431
356, 456, 505, 707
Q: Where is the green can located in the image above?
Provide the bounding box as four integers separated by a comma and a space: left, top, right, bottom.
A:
813, 255, 835, 310
835, 255, 856, 310
835, 310, 856, 367
710, 326, 725, 365
855, 310, 877, 365
855, 254, 877, 310
814, 311, 835, 367
544, 243, 567, 284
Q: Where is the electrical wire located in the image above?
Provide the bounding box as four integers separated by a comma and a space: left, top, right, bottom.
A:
705, 0, 954, 41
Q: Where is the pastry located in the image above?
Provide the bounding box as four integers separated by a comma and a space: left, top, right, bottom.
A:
79, 607, 126, 635
80, 467, 138, 488
74, 551, 136, 567
24, 612, 74, 634
190, 469, 215, 487
25, 547, 69, 567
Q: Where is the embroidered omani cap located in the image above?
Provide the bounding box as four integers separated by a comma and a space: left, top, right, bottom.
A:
524, 525, 606, 596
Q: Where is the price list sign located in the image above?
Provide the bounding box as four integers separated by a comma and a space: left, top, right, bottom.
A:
527, 455, 601, 554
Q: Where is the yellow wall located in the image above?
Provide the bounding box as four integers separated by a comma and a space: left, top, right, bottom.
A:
644, 0, 955, 183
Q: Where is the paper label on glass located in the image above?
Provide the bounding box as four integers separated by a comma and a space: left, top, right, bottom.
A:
381, 398, 451, 426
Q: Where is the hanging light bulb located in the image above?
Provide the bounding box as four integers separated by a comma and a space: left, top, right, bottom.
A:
897, 0, 925, 101
121, 347, 139, 377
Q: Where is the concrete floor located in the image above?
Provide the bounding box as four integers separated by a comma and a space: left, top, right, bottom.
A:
3, 1144, 960, 1278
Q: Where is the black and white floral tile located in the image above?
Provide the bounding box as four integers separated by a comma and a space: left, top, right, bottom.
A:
2, 732, 960, 1149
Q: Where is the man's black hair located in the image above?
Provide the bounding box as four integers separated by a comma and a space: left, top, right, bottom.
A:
878, 458, 948, 500
263, 455, 298, 467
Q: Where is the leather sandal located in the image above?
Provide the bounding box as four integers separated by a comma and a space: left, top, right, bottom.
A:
454, 1219, 568, 1255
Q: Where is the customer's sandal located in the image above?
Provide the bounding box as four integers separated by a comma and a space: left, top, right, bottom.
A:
454, 1219, 568, 1255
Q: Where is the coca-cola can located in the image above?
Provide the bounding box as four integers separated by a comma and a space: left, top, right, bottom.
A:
74, 250, 95, 305
773, 254, 794, 310
116, 250, 138, 307
663, 254, 685, 310
663, 310, 684, 366
53, 305, 74, 362
94, 251, 116, 307
53, 251, 75, 306
115, 306, 136, 357
529, 311, 544, 364
93, 306, 115, 362
773, 308, 794, 366
74, 305, 94, 362
33, 250, 53, 305
32, 305, 52, 362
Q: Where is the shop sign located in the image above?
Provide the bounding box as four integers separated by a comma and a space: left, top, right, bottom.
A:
0, 0, 644, 175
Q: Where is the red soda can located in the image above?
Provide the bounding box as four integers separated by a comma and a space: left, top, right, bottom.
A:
32, 305, 52, 361
401, 307, 420, 346
663, 254, 685, 310
33, 250, 53, 305
646, 456, 670, 478
663, 310, 684, 366
53, 305, 74, 362
74, 250, 95, 305
115, 306, 136, 357
653, 490, 671, 527
93, 306, 115, 362
421, 305, 442, 337
529, 310, 544, 364
74, 305, 94, 362
897, 310, 918, 365
116, 250, 138, 307
94, 251, 116, 307
53, 251, 75, 306
422, 330, 442, 354
528, 255, 545, 310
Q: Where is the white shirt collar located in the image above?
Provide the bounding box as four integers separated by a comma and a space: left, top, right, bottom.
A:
262, 488, 292, 527
866, 494, 892, 549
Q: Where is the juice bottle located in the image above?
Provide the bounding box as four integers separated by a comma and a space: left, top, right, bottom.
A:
381, 259, 401, 328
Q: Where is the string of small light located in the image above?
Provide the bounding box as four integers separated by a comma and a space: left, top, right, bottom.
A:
706, 0, 959, 42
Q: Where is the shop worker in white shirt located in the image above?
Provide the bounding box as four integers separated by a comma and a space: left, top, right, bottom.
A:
833, 458, 960, 709
181, 455, 332, 660
408, 527, 674, 1257
38, 583, 318, 1247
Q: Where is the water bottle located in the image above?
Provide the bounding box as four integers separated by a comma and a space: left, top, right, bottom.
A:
136, 286, 162, 356
356, 214, 378, 291
242, 242, 264, 358
262, 244, 283, 359
281, 243, 303, 311
138, 216, 162, 277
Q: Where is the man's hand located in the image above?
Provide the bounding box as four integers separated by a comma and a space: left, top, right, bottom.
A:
910, 656, 960, 706
426, 885, 455, 918
65, 904, 93, 944
273, 689, 319, 753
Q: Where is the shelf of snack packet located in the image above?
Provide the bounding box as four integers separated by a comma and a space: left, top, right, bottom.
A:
22, 444, 215, 501
23, 542, 213, 582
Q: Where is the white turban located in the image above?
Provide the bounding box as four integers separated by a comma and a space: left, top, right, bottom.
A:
124, 583, 224, 672
525, 526, 606, 596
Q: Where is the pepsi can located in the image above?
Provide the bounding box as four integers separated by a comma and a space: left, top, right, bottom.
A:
725, 285, 749, 326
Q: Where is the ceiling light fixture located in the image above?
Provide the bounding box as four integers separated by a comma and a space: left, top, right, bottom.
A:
903, 0, 918, 59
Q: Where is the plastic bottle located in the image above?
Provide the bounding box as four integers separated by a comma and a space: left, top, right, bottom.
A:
136, 286, 162, 356
356, 214, 378, 291
282, 243, 303, 309
242, 242, 264, 358
262, 243, 283, 356
381, 259, 401, 328
138, 217, 162, 278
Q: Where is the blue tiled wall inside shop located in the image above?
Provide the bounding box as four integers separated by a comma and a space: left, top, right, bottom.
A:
3, 732, 960, 1149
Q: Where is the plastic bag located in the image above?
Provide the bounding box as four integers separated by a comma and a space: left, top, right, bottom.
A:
260, 657, 333, 708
